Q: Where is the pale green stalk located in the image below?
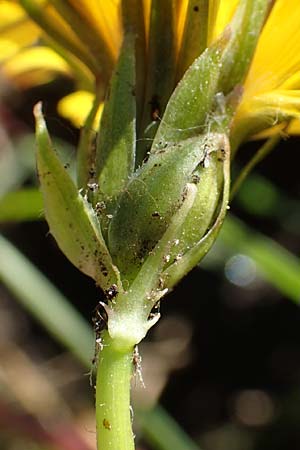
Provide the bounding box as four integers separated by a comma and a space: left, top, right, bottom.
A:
96, 332, 134, 450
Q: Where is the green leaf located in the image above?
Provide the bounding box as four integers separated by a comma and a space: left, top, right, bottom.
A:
0, 188, 43, 222
0, 133, 36, 197
96, 34, 136, 199
34, 102, 121, 292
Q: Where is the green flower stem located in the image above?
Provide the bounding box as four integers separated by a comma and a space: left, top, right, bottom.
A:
96, 331, 134, 450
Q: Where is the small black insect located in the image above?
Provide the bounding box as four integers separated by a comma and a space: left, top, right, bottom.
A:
148, 300, 161, 321
87, 182, 99, 192
91, 302, 108, 366
103, 418, 111, 430
95, 201, 106, 215
149, 94, 161, 121
92, 302, 108, 337
132, 345, 144, 387
192, 174, 200, 184
151, 211, 161, 218
105, 284, 118, 300
89, 167, 96, 178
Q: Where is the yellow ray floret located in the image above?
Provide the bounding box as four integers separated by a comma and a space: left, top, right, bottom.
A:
57, 91, 104, 128
208, 0, 239, 43
0, 1, 40, 47
243, 0, 300, 97
64, 0, 122, 59
233, 0, 300, 139
2, 47, 70, 88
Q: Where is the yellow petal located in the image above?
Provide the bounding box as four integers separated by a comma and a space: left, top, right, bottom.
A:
277, 71, 300, 91
0, 2, 40, 46
238, 90, 300, 120
286, 118, 300, 135
143, 0, 152, 40
209, 0, 239, 43
251, 122, 288, 140
233, 90, 300, 142
65, 0, 122, 60
57, 91, 104, 128
2, 47, 70, 87
18, 0, 99, 78
0, 2, 25, 22
243, 0, 300, 98
0, 39, 19, 62
176, 0, 188, 53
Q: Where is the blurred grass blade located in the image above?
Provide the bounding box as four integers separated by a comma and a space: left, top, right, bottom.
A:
0, 133, 36, 197
0, 188, 43, 222
0, 234, 94, 366
138, 405, 200, 450
230, 135, 281, 199
236, 173, 300, 228
221, 215, 300, 303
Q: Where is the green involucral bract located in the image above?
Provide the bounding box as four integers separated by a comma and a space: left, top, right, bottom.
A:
32, 0, 271, 307
96, 34, 136, 199
105, 182, 199, 348
162, 136, 230, 289
108, 133, 228, 285
219, 0, 272, 94
34, 103, 121, 292
34, 25, 234, 303
152, 34, 230, 149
